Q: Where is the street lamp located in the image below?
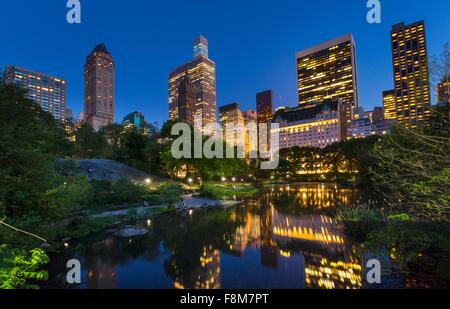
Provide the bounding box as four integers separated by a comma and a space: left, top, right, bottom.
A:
232, 177, 236, 182
145, 178, 152, 185
221, 177, 226, 182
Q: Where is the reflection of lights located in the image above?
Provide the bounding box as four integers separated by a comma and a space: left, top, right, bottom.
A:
280, 249, 291, 257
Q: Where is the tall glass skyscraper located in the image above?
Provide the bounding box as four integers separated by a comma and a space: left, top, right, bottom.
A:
84, 43, 115, 131
296, 34, 359, 137
169, 36, 217, 135
390, 21, 430, 127
3, 65, 66, 123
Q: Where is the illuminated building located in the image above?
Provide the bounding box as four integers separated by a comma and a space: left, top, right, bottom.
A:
382, 89, 396, 120
296, 34, 359, 137
271, 99, 344, 149
391, 21, 431, 126
122, 111, 148, 135
437, 75, 450, 105
219, 104, 257, 155
3, 65, 66, 123
219, 103, 245, 148
347, 111, 372, 139
242, 110, 258, 155
84, 43, 115, 131
372, 106, 384, 124
169, 36, 216, 135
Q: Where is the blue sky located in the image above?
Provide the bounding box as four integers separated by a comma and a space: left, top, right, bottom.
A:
1, 0, 449, 127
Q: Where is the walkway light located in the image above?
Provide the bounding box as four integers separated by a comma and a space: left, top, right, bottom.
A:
145, 178, 152, 184
221, 177, 226, 182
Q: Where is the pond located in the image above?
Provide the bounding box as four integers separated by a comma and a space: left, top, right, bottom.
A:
43, 183, 450, 289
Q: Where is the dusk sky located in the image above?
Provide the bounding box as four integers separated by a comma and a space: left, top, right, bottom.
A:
1, 0, 449, 127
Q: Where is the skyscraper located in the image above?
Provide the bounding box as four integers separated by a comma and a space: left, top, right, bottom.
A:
169, 36, 216, 134
256, 90, 274, 150
382, 89, 396, 120
296, 34, 359, 137
256, 90, 274, 125
84, 43, 115, 131
391, 21, 430, 126
3, 65, 66, 123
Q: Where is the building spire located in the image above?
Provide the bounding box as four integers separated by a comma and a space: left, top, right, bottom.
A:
193, 35, 208, 59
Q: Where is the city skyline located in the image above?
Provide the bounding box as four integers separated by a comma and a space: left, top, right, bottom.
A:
0, 0, 449, 127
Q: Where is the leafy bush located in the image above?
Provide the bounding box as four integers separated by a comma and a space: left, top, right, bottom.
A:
336, 202, 385, 241
0, 244, 49, 289
147, 183, 183, 206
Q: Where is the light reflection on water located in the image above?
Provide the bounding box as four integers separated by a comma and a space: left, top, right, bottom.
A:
46, 183, 364, 289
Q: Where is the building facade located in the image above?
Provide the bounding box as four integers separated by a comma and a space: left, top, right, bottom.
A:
169, 36, 216, 134
382, 89, 396, 120
348, 107, 393, 139
296, 34, 359, 137
122, 111, 146, 132
3, 65, 66, 123
219, 103, 245, 149
391, 21, 430, 126
84, 43, 115, 131
271, 99, 344, 149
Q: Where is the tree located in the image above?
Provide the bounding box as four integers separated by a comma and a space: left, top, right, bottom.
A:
0, 85, 69, 216
74, 122, 109, 159
0, 244, 49, 289
370, 121, 450, 221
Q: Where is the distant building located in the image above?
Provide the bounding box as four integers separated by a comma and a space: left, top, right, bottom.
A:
122, 111, 148, 134
169, 36, 216, 135
296, 34, 359, 138
437, 75, 449, 105
391, 21, 430, 126
84, 43, 115, 131
219, 103, 245, 148
256, 90, 274, 150
76, 112, 85, 124
65, 108, 73, 121
382, 90, 396, 120
348, 107, 393, 139
219, 104, 257, 155
242, 110, 258, 154
372, 106, 384, 124
3, 65, 66, 123
271, 99, 344, 149
348, 111, 372, 139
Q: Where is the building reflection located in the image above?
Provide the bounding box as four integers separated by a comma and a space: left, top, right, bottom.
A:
225, 184, 362, 289
173, 245, 221, 289
86, 238, 117, 289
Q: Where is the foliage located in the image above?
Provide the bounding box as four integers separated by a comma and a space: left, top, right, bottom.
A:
200, 183, 259, 199
370, 116, 450, 221
335, 201, 385, 241
146, 182, 183, 206
274, 136, 379, 184
0, 84, 73, 216
0, 244, 49, 289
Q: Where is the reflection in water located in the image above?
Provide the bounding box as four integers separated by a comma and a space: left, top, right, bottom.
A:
46, 183, 364, 289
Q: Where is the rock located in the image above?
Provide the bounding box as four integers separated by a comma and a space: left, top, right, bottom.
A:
114, 226, 149, 237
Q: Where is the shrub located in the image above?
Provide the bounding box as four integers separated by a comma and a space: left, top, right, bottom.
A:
336, 202, 385, 241
0, 244, 49, 289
